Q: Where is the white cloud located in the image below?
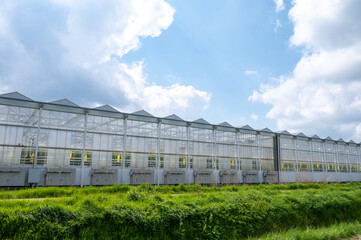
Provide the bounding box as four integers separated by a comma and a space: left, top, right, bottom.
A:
274, 0, 285, 13
0, 0, 210, 119
250, 0, 361, 141
274, 19, 282, 32
250, 114, 258, 121
245, 70, 258, 75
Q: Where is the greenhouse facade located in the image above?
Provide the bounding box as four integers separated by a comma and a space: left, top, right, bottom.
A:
0, 92, 360, 187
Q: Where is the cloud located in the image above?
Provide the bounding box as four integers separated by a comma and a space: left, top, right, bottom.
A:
274, 19, 282, 32
245, 70, 258, 75
274, 0, 285, 13
250, 0, 361, 141
250, 114, 258, 121
0, 0, 211, 119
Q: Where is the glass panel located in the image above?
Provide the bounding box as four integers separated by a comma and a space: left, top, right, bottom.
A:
161, 124, 187, 140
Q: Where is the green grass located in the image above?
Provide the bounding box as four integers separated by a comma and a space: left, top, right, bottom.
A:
254, 221, 361, 240
0, 183, 361, 239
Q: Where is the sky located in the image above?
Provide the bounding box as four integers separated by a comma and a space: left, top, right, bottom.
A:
0, 0, 361, 141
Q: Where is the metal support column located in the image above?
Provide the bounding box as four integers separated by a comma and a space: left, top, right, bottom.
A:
236, 130, 240, 171
320, 141, 325, 173
122, 116, 127, 184
33, 105, 42, 167
156, 120, 161, 185
309, 140, 314, 172
186, 123, 191, 185
336, 144, 340, 173
322, 141, 327, 173
275, 135, 281, 183
212, 127, 217, 170
186, 124, 190, 170
257, 134, 261, 171
357, 146, 361, 173
212, 126, 217, 185
333, 145, 337, 173
294, 138, 299, 172
80, 111, 88, 187
346, 145, 351, 173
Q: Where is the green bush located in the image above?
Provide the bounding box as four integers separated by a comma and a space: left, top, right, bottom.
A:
127, 190, 142, 201
1, 183, 361, 239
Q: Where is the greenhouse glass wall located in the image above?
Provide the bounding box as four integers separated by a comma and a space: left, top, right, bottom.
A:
0, 92, 360, 187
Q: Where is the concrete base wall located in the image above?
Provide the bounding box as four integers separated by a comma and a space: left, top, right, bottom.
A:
1, 166, 361, 187
280, 171, 361, 183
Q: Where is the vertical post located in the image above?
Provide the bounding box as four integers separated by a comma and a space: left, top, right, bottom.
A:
212, 126, 217, 185
320, 141, 327, 172
122, 116, 127, 184
357, 145, 361, 173
1, 107, 9, 163
236, 130, 240, 171
257, 134, 261, 171
33, 105, 42, 167
276, 135, 281, 183
273, 135, 279, 172
186, 123, 191, 184
309, 140, 314, 172
156, 120, 161, 169
333, 143, 337, 173
294, 137, 298, 172
322, 141, 327, 173
335, 143, 340, 173
80, 111, 88, 187
212, 127, 216, 170
346, 145, 351, 173
156, 120, 161, 185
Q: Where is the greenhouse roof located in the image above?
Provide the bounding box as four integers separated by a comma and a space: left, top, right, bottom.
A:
164, 114, 184, 122
311, 135, 322, 140
93, 104, 119, 113
0, 91, 359, 145
218, 122, 233, 128
260, 127, 273, 133
279, 130, 292, 136
0, 91, 34, 101
192, 118, 210, 125
239, 125, 254, 131
131, 110, 154, 118
296, 132, 308, 138
50, 99, 79, 107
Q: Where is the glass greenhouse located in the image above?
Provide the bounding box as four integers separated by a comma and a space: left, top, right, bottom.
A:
0, 92, 360, 186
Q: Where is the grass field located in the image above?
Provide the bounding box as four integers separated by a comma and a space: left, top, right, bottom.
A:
1, 183, 361, 239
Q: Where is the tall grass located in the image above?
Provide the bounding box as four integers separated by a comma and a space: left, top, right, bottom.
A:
1, 182, 354, 200
0, 183, 361, 239
254, 221, 361, 240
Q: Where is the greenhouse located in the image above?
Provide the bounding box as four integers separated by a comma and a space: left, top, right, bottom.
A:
0, 92, 360, 187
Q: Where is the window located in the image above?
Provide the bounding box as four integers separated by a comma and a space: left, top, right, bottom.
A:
327, 163, 336, 172
281, 161, 294, 171
179, 155, 193, 169
252, 159, 258, 170
297, 162, 309, 172
313, 163, 323, 172
148, 154, 164, 168
20, 148, 35, 165
338, 164, 348, 172
206, 157, 218, 169
20, 148, 47, 165
231, 159, 236, 170
70, 150, 92, 166
112, 151, 131, 167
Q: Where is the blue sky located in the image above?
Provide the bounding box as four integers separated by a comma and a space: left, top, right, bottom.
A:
1, 0, 361, 141
122, 0, 301, 129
